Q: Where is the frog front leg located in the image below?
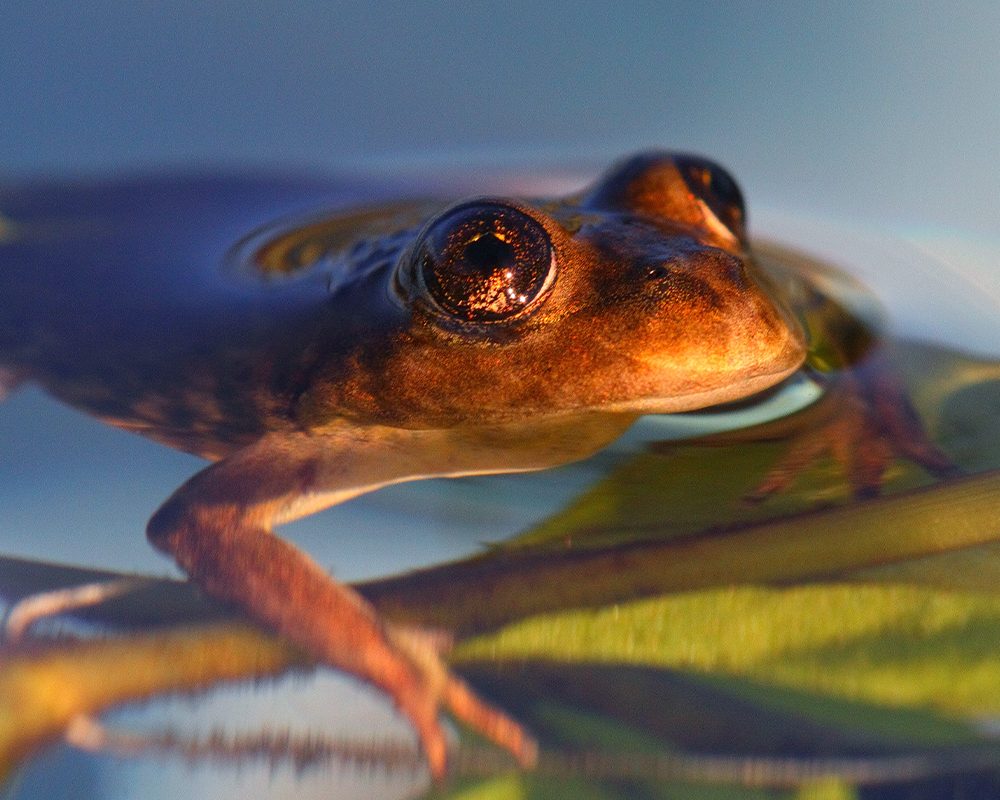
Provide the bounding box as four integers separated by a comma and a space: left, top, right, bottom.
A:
746, 350, 959, 501
145, 424, 541, 778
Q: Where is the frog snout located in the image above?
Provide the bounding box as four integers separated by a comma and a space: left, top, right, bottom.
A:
640, 248, 757, 314
660, 248, 807, 375
685, 248, 754, 289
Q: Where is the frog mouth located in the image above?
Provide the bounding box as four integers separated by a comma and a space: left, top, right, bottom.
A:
619, 309, 808, 415
596, 352, 806, 417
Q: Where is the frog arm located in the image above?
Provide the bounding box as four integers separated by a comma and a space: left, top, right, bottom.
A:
747, 267, 956, 499
143, 419, 625, 777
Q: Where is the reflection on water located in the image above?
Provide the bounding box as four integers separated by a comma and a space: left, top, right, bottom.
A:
755, 209, 1000, 360
15, 674, 422, 800
1, 176, 1000, 800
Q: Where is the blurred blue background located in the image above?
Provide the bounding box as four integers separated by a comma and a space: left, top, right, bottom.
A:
3, 1, 998, 235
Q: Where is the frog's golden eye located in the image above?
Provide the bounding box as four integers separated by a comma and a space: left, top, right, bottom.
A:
417, 203, 553, 322
675, 155, 746, 238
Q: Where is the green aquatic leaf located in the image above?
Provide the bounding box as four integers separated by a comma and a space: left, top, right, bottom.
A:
793, 781, 856, 800
364, 468, 1000, 634
456, 582, 1000, 721
427, 772, 629, 800
451, 662, 993, 797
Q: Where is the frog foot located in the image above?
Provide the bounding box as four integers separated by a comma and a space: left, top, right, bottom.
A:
386, 623, 538, 775
147, 504, 535, 779
746, 366, 959, 502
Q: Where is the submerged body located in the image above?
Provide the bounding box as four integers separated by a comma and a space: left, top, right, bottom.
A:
0, 153, 952, 776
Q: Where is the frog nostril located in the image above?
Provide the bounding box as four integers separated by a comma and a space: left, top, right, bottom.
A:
646, 264, 670, 280
691, 251, 751, 288
730, 260, 751, 286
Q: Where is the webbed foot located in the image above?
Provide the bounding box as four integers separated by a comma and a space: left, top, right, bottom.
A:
385, 623, 537, 776
746, 361, 959, 503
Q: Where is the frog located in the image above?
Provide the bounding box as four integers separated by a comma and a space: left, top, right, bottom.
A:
0, 152, 955, 778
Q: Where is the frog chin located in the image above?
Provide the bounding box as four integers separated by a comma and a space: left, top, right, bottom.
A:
597, 363, 801, 416
603, 339, 807, 416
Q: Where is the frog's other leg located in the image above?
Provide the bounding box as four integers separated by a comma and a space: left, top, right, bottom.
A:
747, 356, 958, 502
0, 364, 151, 640
145, 425, 538, 779
2, 576, 147, 642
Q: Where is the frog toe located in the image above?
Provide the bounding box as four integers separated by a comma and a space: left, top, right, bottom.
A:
386, 622, 537, 776
743, 428, 832, 503
747, 370, 958, 502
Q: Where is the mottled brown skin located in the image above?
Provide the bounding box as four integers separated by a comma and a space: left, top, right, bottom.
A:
2, 152, 949, 778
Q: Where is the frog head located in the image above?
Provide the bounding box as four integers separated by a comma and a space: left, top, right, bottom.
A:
304, 152, 806, 428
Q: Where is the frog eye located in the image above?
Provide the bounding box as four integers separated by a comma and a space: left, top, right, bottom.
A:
674, 155, 746, 238
585, 152, 747, 243
416, 203, 554, 322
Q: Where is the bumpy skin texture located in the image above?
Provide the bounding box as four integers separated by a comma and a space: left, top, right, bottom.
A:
0, 153, 815, 776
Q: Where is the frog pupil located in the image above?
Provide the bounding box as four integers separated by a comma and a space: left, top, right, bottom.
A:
461, 233, 516, 277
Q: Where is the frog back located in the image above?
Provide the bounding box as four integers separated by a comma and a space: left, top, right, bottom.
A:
0, 173, 414, 457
